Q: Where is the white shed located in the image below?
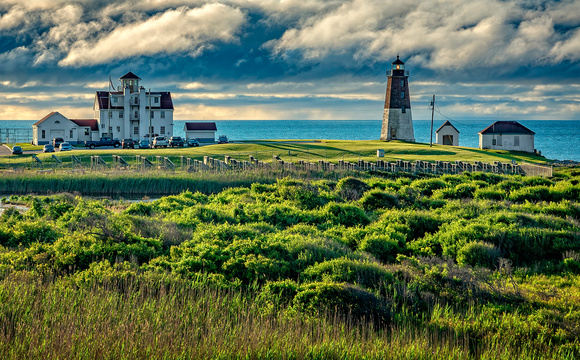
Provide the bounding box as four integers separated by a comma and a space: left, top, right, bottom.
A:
33, 112, 79, 145
184, 122, 217, 143
479, 121, 535, 153
435, 121, 459, 146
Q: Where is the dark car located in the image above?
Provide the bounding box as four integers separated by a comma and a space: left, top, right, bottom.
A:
122, 138, 135, 149
187, 138, 200, 147
218, 135, 228, 144
169, 136, 184, 147
52, 137, 64, 147
11, 145, 23, 155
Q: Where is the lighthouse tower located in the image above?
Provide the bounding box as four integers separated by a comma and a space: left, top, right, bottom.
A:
380, 56, 415, 141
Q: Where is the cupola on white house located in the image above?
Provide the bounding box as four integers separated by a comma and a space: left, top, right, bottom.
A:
94, 72, 174, 140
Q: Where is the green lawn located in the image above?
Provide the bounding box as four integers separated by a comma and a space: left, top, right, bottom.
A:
0, 140, 550, 169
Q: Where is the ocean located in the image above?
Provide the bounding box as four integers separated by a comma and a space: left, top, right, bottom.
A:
1, 119, 579, 161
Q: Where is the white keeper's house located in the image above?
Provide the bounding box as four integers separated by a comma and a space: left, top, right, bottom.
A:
478, 121, 535, 153
33, 72, 174, 144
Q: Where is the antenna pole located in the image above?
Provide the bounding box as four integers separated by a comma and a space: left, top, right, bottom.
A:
430, 95, 435, 147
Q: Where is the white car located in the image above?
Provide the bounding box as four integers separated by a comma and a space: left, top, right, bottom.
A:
59, 142, 73, 151
152, 136, 168, 148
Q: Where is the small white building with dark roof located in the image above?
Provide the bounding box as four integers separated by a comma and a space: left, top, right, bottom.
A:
32, 112, 99, 145
479, 121, 535, 153
435, 120, 459, 146
184, 122, 217, 143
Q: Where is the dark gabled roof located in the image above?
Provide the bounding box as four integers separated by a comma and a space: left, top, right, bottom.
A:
435, 120, 460, 134
70, 119, 98, 131
95, 91, 124, 110
94, 91, 173, 110
185, 122, 217, 131
33, 111, 57, 126
159, 92, 174, 110
120, 71, 141, 80
479, 121, 535, 135
392, 55, 404, 65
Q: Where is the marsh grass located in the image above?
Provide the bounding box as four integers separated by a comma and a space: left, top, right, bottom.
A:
0, 272, 577, 360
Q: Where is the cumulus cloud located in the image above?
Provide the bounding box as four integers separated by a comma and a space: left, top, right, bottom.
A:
59, 3, 246, 66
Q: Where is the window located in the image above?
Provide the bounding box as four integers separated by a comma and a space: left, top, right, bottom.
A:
149, 126, 154, 134
514, 136, 520, 147
134, 111, 138, 118
41, 130, 45, 139
154, 97, 159, 104
85, 128, 89, 136
119, 111, 123, 118
401, 105, 406, 113
161, 111, 165, 119
492, 139, 496, 145
151, 111, 155, 119
134, 127, 139, 135
160, 126, 166, 135
113, 97, 118, 103
109, 126, 112, 134
400, 91, 405, 99
101, 123, 105, 129
70, 129, 73, 138
116, 126, 121, 132
400, 80, 404, 87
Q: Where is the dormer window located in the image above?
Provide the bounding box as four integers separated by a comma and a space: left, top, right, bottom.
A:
154, 97, 159, 104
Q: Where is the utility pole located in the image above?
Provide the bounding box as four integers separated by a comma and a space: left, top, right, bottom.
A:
429, 95, 435, 147
148, 88, 152, 146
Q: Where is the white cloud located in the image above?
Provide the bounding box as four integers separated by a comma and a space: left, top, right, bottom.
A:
0, 5, 26, 30
59, 4, 246, 66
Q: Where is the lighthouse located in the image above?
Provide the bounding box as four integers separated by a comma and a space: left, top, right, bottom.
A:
380, 56, 415, 141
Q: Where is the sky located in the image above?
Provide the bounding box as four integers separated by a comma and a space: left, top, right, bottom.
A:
0, 0, 579, 121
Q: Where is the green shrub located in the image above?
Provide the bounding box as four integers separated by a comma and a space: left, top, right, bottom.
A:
358, 234, 402, 264
322, 203, 370, 227
474, 187, 506, 200
293, 282, 390, 324
302, 258, 395, 289
509, 186, 563, 203
335, 177, 370, 201
410, 178, 447, 196
457, 241, 501, 268
359, 189, 399, 210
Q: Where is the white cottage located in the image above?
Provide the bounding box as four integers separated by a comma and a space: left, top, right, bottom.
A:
33, 112, 99, 145
184, 122, 217, 143
435, 120, 459, 146
94, 72, 174, 140
479, 121, 535, 153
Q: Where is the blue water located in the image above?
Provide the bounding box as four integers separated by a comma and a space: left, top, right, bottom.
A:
2, 120, 579, 161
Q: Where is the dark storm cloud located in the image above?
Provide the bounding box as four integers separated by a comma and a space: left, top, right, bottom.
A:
0, 0, 579, 120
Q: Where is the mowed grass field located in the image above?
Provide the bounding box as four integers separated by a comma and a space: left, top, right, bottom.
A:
1, 140, 549, 168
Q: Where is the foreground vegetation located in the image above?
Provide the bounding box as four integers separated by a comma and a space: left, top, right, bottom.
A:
1, 170, 580, 358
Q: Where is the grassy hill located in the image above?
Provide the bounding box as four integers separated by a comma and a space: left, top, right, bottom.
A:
2, 140, 549, 169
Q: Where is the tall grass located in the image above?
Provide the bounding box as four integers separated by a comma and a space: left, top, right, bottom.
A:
0, 272, 577, 360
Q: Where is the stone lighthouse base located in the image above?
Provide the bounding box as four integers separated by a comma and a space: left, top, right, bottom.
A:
380, 108, 415, 141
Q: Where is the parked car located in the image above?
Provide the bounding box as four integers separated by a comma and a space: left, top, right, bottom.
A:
152, 136, 168, 148
187, 138, 200, 147
218, 135, 229, 144
84, 137, 121, 149
11, 145, 22, 155
138, 140, 150, 149
52, 137, 64, 147
43, 144, 55, 153
169, 136, 184, 147
59, 142, 73, 151
122, 138, 135, 149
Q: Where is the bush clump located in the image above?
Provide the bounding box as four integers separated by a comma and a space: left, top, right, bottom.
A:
359, 189, 399, 210
335, 177, 370, 201
457, 241, 501, 268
